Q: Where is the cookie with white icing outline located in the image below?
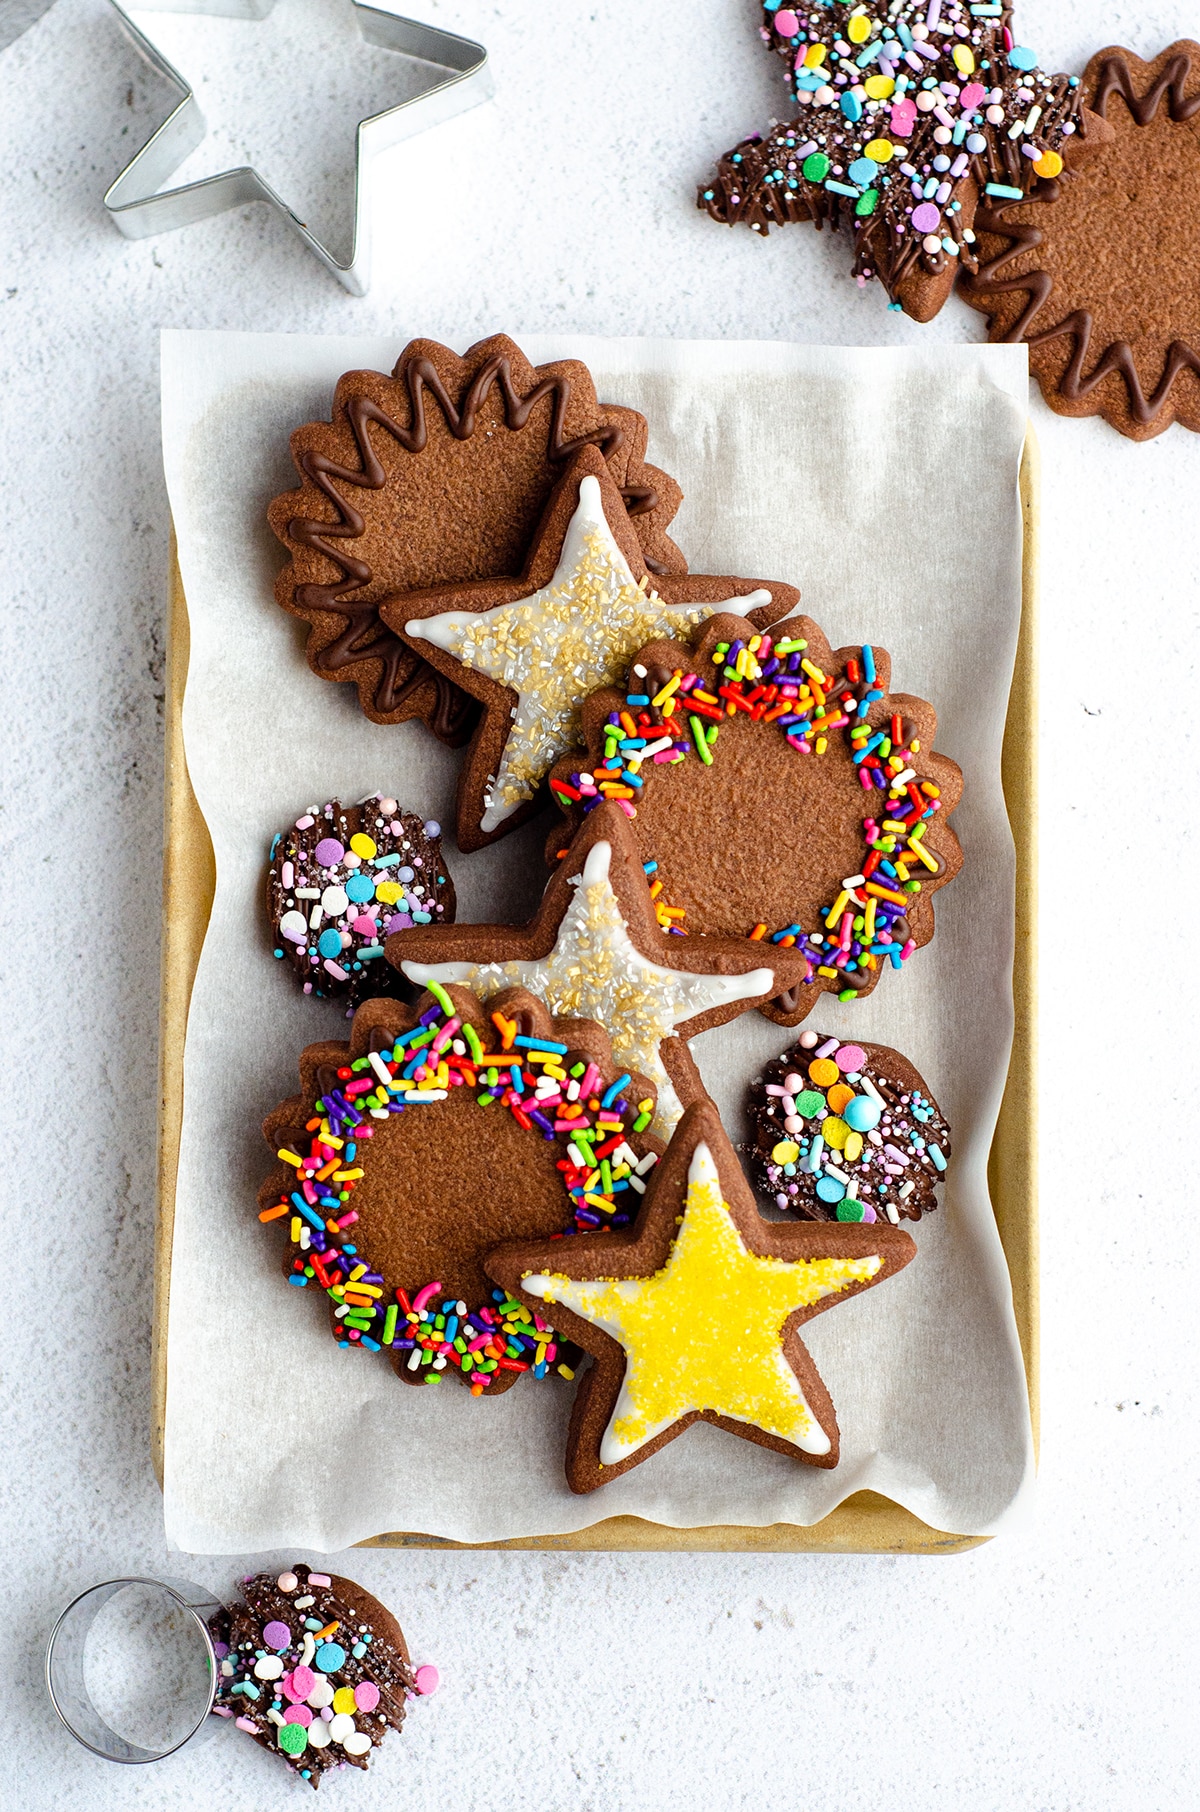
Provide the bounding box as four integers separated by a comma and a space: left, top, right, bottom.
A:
385, 802, 811, 1137
381, 445, 800, 850
486, 1098, 916, 1491
268, 333, 688, 741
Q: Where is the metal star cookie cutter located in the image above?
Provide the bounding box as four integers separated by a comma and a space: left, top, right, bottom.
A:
103, 0, 492, 295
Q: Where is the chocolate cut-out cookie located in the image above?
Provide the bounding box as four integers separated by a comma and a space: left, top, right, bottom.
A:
268, 334, 688, 741
960, 43, 1200, 439
210, 1562, 415, 1785
385, 802, 811, 1137
384, 446, 800, 851
486, 1098, 916, 1492
268, 794, 454, 1007
545, 613, 962, 1025
259, 983, 666, 1393
748, 1028, 950, 1224
698, 2, 1088, 321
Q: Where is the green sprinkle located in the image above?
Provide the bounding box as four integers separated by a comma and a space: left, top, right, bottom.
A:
464, 1022, 484, 1063
382, 1303, 398, 1345
632, 1110, 652, 1133
426, 980, 455, 1016
690, 715, 714, 764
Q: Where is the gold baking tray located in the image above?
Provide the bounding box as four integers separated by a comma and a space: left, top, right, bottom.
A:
154, 436, 1038, 1555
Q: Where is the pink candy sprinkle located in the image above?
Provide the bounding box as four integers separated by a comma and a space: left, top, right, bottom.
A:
354, 1681, 380, 1712
308, 1573, 332, 1588
235, 1716, 258, 1733
295, 815, 314, 830
959, 81, 985, 109
351, 914, 377, 936
413, 1665, 440, 1696
285, 1666, 315, 1702
774, 8, 798, 32
284, 1704, 313, 1727
835, 1045, 867, 1073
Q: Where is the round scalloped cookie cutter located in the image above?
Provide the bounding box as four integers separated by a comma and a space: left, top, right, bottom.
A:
46, 1576, 223, 1763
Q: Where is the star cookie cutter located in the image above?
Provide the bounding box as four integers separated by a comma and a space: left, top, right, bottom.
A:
103, 0, 492, 295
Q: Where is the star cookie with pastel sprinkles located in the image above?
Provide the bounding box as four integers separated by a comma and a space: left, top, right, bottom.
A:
698, 1, 1102, 321
385, 802, 812, 1137
382, 444, 799, 850
486, 1098, 916, 1491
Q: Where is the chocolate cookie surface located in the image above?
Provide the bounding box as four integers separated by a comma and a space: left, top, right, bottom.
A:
386, 445, 800, 851
269, 795, 453, 1007
546, 614, 962, 1024
210, 1563, 414, 1786
961, 43, 1200, 438
259, 984, 663, 1392
748, 1029, 950, 1224
268, 334, 687, 737
486, 1099, 915, 1491
386, 802, 810, 1135
699, 2, 1084, 320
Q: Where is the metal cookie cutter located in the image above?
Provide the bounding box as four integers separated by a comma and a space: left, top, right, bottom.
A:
46, 1576, 223, 1764
104, 0, 492, 295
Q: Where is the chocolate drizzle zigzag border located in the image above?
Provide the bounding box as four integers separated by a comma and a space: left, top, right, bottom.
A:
962, 47, 1200, 435
275, 350, 666, 736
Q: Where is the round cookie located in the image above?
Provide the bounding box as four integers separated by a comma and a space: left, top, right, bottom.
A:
545, 613, 962, 1024
258, 984, 665, 1393
269, 795, 454, 1008
960, 43, 1200, 439
210, 1562, 415, 1785
748, 1029, 951, 1223
268, 334, 688, 739
698, 2, 1085, 320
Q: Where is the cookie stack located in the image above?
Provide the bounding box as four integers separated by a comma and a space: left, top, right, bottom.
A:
256, 334, 960, 1506
697, 10, 1200, 439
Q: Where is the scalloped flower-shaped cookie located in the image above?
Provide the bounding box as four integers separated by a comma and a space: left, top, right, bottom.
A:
268, 333, 687, 740
545, 612, 963, 1025
961, 43, 1200, 440
258, 984, 664, 1393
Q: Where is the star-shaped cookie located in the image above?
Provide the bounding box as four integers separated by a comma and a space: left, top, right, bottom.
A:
383, 445, 800, 848
486, 1099, 915, 1491
385, 803, 810, 1135
269, 335, 689, 740
546, 611, 963, 1024
698, 1, 1090, 320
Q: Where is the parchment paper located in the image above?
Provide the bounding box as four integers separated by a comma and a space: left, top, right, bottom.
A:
160, 330, 1032, 1552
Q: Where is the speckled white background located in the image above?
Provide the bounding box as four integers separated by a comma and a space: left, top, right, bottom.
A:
1, 0, 1197, 1806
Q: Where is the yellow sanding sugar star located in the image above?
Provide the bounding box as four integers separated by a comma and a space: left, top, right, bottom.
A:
523, 1140, 882, 1462
400, 839, 774, 1135
406, 473, 769, 833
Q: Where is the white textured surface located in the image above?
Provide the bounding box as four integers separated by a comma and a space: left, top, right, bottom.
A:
0, 0, 1197, 1805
